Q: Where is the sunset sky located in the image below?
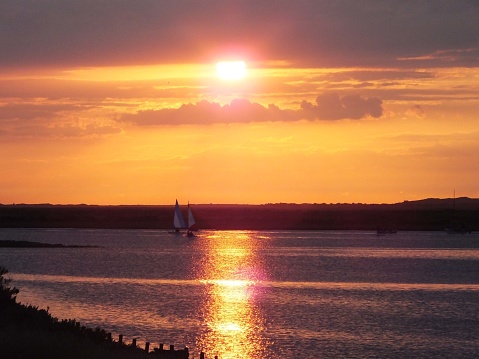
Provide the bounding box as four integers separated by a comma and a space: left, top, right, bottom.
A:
1, 1, 478, 205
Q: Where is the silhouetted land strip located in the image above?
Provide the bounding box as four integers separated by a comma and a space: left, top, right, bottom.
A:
1, 197, 479, 231
0, 240, 99, 248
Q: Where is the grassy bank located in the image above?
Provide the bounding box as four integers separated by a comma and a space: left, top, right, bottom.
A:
0, 267, 153, 359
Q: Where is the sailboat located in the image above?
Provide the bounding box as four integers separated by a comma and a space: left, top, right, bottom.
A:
186, 202, 197, 237
170, 199, 186, 234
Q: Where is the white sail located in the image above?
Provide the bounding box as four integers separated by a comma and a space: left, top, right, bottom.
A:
187, 202, 196, 230
173, 199, 186, 229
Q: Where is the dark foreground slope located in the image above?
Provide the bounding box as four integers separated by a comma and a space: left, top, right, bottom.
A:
0, 267, 151, 359
1, 198, 479, 231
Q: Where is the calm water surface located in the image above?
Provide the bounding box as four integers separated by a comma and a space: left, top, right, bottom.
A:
1, 229, 478, 358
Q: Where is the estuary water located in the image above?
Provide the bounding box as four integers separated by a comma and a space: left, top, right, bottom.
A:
1, 229, 478, 358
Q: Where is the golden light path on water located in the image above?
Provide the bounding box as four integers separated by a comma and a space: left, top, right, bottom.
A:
194, 231, 269, 359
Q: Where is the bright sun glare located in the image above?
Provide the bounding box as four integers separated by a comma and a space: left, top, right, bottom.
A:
216, 61, 247, 80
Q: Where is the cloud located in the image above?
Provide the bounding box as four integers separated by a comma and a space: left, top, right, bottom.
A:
318, 70, 435, 83
398, 48, 479, 66
7, 123, 121, 138
120, 93, 383, 125
1, 1, 478, 69
120, 99, 295, 125
406, 105, 426, 119
0, 103, 121, 138
0, 103, 83, 120
301, 93, 383, 121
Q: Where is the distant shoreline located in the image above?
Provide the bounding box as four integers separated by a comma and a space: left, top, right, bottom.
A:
1, 198, 478, 231
0, 240, 99, 248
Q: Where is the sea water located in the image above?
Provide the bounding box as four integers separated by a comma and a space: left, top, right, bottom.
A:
0, 229, 478, 358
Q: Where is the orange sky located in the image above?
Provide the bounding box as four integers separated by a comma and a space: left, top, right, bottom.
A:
1, 1, 478, 205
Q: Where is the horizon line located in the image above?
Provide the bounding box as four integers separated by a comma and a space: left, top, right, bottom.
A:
1, 196, 476, 207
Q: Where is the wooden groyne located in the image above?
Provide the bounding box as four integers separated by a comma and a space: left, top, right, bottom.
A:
117, 334, 217, 359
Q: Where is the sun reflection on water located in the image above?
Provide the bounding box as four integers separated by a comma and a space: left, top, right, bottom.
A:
195, 231, 269, 359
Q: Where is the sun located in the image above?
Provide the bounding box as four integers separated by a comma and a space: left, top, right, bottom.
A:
216, 61, 247, 80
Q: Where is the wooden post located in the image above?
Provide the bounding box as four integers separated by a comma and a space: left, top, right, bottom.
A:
107, 332, 112, 342
200, 352, 205, 359
132, 338, 137, 348
159, 343, 164, 350
119, 334, 123, 344
145, 342, 150, 352
215, 356, 218, 359
170, 344, 174, 351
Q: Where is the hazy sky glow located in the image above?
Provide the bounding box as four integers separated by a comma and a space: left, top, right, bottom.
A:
1, 0, 478, 204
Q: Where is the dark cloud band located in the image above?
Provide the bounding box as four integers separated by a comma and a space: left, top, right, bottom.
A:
120, 93, 383, 125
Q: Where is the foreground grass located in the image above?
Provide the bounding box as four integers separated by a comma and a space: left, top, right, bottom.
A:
0, 267, 150, 359
0, 328, 150, 359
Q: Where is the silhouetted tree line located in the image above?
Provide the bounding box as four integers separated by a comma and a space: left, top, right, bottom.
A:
2, 200, 478, 230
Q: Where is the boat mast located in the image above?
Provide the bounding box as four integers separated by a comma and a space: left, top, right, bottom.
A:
453, 189, 456, 212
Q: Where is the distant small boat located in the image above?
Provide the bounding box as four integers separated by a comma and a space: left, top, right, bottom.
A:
186, 202, 197, 237
445, 225, 471, 235
170, 199, 186, 234
376, 227, 397, 235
